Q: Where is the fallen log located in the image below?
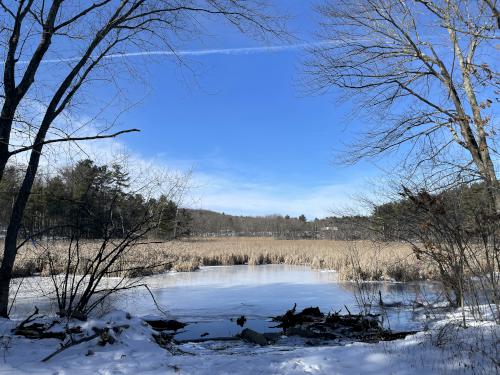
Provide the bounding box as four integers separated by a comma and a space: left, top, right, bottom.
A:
239, 328, 268, 346
15, 324, 67, 340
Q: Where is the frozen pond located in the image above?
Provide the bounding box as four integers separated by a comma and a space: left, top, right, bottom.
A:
10, 265, 441, 340
111, 265, 440, 339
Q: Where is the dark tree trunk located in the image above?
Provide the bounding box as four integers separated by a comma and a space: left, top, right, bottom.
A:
0, 141, 44, 317
0, 102, 16, 183
0, 153, 9, 186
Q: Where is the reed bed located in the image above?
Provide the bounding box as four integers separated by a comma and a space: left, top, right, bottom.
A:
6, 237, 435, 281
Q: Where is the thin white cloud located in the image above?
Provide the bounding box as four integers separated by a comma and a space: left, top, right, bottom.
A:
188, 172, 371, 219
8, 41, 336, 65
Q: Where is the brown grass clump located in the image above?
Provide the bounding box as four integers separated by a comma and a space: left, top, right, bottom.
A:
5, 237, 433, 281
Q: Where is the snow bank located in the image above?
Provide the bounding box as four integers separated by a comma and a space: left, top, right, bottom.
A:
0, 309, 498, 374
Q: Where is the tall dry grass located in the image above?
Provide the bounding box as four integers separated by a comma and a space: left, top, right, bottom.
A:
5, 237, 435, 281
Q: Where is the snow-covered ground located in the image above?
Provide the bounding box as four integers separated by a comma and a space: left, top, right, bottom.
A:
2, 266, 498, 374
0, 309, 498, 375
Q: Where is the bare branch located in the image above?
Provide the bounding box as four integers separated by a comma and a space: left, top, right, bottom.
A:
9, 128, 140, 156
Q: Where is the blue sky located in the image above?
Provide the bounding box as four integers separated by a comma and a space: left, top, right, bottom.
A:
83, 1, 388, 219
6, 1, 497, 218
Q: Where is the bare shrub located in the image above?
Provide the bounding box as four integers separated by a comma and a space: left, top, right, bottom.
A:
43, 197, 165, 320
5, 157, 191, 319
400, 187, 499, 323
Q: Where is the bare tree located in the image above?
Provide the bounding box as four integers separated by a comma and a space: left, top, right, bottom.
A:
0, 0, 284, 317
306, 0, 499, 210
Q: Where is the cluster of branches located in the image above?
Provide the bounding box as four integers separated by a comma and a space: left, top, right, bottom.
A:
306, 0, 499, 210
371, 183, 499, 322
47, 204, 160, 320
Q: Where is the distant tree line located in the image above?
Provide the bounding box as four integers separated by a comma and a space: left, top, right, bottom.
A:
0, 160, 191, 241
1, 160, 375, 241
186, 210, 373, 240
185, 183, 493, 242
1, 160, 490, 243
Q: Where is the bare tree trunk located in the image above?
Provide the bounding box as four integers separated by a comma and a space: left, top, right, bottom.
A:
444, 13, 500, 213
0, 134, 45, 317
0, 104, 17, 182
0, 108, 16, 316
485, 175, 500, 215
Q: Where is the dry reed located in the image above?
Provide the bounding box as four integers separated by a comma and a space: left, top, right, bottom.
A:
4, 237, 435, 281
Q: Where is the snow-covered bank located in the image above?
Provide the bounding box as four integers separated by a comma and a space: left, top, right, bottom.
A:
0, 309, 498, 375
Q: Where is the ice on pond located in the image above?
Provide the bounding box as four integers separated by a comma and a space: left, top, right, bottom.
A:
10, 265, 441, 340
109, 265, 439, 338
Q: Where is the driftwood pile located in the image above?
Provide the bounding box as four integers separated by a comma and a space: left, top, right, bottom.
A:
144, 304, 417, 347
271, 304, 416, 343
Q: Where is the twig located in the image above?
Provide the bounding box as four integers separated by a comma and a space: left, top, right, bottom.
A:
41, 324, 129, 362
41, 332, 100, 362
17, 307, 39, 329
7, 277, 25, 316
344, 305, 352, 316
143, 284, 169, 317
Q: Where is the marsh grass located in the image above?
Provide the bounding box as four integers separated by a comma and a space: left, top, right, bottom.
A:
5, 237, 434, 281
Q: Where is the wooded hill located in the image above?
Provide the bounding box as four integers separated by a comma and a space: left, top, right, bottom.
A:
186, 209, 373, 240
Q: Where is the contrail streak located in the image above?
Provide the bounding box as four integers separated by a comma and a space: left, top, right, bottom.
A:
5, 41, 337, 65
